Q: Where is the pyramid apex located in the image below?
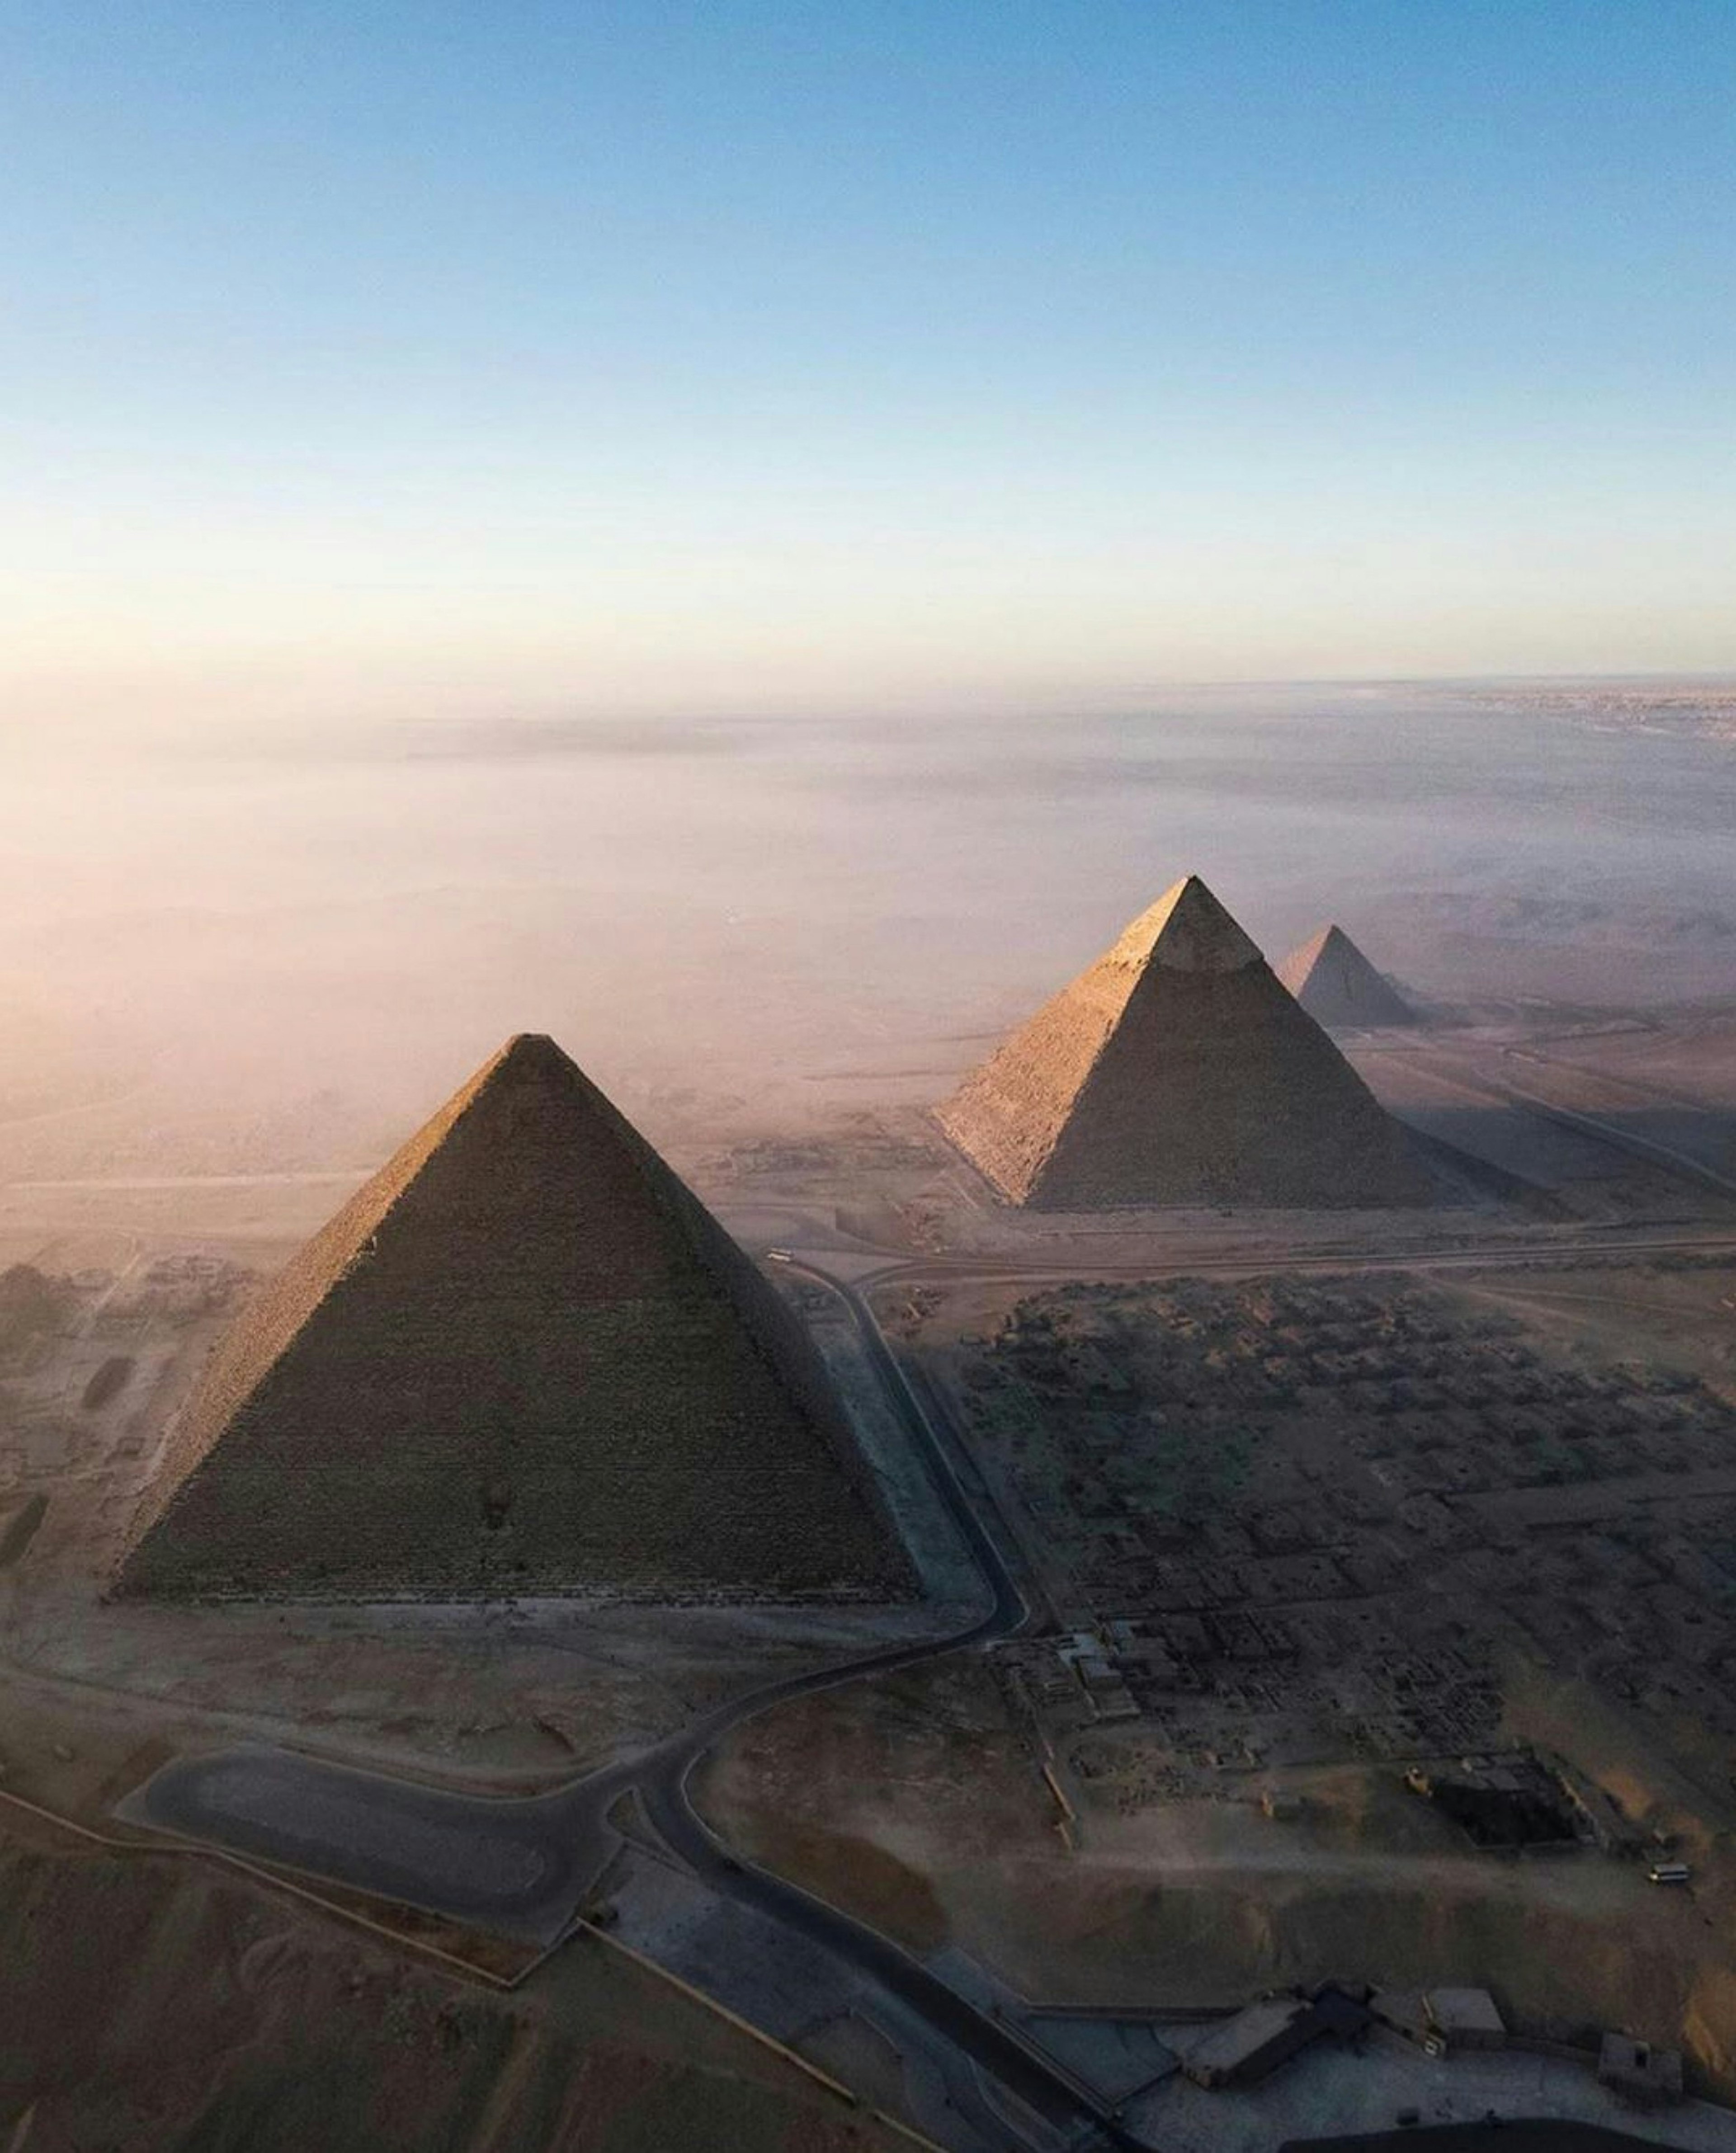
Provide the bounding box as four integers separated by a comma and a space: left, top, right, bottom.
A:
115, 1024, 907, 1601
937, 871, 1430, 1210
475, 1033, 577, 1084
1288, 922, 1343, 965
1277, 921, 1416, 1027
1107, 873, 1262, 975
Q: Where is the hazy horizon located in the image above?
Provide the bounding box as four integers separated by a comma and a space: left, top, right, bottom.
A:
5, 3, 1734, 1169
3, 676, 1732, 1200
8, 9, 1736, 2146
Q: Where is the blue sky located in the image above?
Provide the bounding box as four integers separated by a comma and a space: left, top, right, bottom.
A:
4, 1, 1733, 721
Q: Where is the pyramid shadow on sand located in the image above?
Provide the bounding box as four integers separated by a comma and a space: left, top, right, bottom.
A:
938, 876, 1433, 1211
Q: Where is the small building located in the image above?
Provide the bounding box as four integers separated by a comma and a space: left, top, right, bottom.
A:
1599, 2031, 1684, 2108
1087, 1676, 1141, 1722
1423, 1987, 1506, 2052
1184, 1998, 1312, 2088
1184, 1986, 1371, 2090
1368, 1989, 1434, 2048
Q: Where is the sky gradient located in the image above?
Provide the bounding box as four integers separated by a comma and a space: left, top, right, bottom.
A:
5, 1, 1734, 726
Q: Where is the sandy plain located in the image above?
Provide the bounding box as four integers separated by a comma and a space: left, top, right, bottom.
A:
5, 683, 1736, 2144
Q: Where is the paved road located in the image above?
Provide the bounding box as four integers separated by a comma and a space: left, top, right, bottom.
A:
123, 1743, 604, 1935
1494, 1050, 1736, 1200
123, 1193, 1736, 2146
859, 1230, 1736, 1303
129, 1259, 1143, 2147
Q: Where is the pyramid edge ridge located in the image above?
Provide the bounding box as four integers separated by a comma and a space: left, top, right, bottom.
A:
113, 1035, 578, 1592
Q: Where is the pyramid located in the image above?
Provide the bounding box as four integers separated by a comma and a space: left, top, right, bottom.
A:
117, 1036, 909, 1602
938, 876, 1430, 1210
1278, 923, 1418, 1029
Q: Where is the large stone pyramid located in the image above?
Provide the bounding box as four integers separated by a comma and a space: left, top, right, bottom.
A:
117, 1035, 908, 1602
938, 876, 1430, 1210
1278, 923, 1418, 1029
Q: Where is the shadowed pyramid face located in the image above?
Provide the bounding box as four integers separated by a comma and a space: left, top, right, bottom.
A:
939, 876, 1431, 1210
117, 1034, 910, 1602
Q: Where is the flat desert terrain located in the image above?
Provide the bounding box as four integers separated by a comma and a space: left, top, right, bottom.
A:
4, 682, 1736, 2144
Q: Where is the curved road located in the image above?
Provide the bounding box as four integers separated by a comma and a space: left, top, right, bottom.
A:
127, 1187, 1736, 2144
132, 1259, 1143, 2148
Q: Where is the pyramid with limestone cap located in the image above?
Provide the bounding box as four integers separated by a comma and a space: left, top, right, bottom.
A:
1278, 923, 1418, 1029
117, 1034, 909, 1602
938, 875, 1430, 1209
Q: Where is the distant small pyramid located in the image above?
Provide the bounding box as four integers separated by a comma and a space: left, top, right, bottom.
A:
938, 875, 1429, 1210
117, 1035, 908, 1602
1278, 923, 1417, 1029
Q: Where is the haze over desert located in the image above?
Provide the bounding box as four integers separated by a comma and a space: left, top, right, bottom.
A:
5, 3, 1736, 2149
